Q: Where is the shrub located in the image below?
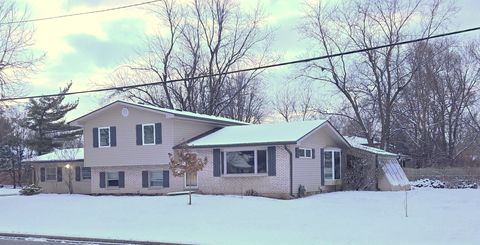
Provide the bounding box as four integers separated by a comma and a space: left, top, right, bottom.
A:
19, 184, 42, 196
297, 185, 306, 198
244, 189, 259, 196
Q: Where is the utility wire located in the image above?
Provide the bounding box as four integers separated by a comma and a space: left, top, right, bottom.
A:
1, 26, 480, 102
2, 0, 162, 24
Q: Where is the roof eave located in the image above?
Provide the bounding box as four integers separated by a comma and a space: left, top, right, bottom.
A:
185, 141, 298, 149
24, 159, 84, 164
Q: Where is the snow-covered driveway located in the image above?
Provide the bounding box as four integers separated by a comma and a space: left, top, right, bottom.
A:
0, 189, 478, 245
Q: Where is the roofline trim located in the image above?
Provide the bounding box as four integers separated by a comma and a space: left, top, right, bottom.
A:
24, 159, 84, 164
296, 121, 351, 147
69, 100, 248, 126
185, 141, 298, 149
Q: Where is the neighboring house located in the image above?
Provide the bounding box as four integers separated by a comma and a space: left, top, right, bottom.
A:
26, 100, 410, 197
24, 148, 90, 194
345, 137, 410, 191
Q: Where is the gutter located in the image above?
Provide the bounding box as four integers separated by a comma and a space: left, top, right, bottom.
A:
284, 145, 294, 197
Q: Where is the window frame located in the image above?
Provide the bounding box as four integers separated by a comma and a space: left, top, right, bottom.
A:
98, 127, 111, 148
149, 170, 164, 187
106, 171, 119, 187
324, 148, 341, 180
142, 123, 156, 145
81, 167, 91, 180
298, 148, 313, 159
222, 148, 268, 176
45, 167, 57, 181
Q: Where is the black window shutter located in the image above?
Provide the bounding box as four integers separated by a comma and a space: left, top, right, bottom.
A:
57, 167, 62, 182
99, 172, 105, 188
213, 149, 221, 177
93, 128, 99, 148
110, 126, 117, 147
295, 147, 300, 158
220, 151, 224, 175
155, 123, 162, 144
320, 148, 325, 186
40, 168, 45, 182
163, 170, 169, 187
75, 166, 81, 181
267, 146, 276, 176
312, 148, 316, 159
119, 171, 125, 188
142, 171, 149, 188
136, 124, 142, 145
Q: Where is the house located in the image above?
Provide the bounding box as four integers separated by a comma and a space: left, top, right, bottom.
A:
26, 100, 410, 197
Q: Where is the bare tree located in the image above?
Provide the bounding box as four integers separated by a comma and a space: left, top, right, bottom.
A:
272, 80, 317, 122
110, 0, 273, 123
0, 1, 44, 99
393, 40, 479, 167
301, 0, 453, 149
55, 140, 82, 194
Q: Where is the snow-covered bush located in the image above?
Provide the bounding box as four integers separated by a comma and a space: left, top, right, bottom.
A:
19, 184, 42, 195
456, 182, 478, 189
411, 179, 445, 188
245, 189, 259, 196
297, 185, 306, 198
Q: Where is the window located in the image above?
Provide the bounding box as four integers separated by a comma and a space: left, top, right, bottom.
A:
150, 171, 163, 187
298, 148, 313, 158
324, 149, 341, 180
106, 172, 119, 187
142, 124, 155, 145
257, 150, 267, 174
46, 167, 56, 181
224, 149, 267, 175
99, 127, 110, 147
81, 167, 91, 180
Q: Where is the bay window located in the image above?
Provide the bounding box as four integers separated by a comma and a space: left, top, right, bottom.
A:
324, 149, 341, 180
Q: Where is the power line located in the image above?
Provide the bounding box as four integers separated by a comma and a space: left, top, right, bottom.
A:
2, 0, 162, 24
1, 26, 480, 102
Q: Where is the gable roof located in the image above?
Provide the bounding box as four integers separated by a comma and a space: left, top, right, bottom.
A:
186, 120, 349, 148
23, 148, 84, 164
69, 100, 249, 126
344, 136, 398, 157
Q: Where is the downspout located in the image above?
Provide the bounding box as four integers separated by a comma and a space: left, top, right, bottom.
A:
284, 145, 294, 197
375, 154, 379, 191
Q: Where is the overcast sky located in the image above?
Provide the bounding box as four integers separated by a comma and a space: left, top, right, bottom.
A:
14, 0, 480, 121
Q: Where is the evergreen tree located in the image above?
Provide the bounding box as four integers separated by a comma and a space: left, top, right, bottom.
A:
22, 82, 82, 155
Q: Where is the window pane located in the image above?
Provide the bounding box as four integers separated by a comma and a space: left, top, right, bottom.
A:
324, 151, 333, 179
306, 149, 311, 158
334, 151, 341, 179
107, 172, 119, 180
82, 167, 91, 180
150, 171, 163, 186
299, 149, 305, 157
46, 167, 56, 180
143, 125, 154, 144
186, 172, 197, 187
107, 172, 119, 187
257, 150, 267, 174
100, 128, 110, 146
226, 151, 254, 174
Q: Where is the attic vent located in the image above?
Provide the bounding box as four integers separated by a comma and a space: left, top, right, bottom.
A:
121, 107, 129, 117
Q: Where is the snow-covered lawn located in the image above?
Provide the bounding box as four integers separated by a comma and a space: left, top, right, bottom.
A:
0, 187, 19, 196
0, 189, 479, 245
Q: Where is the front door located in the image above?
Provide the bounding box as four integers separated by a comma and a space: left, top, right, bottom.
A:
185, 172, 198, 189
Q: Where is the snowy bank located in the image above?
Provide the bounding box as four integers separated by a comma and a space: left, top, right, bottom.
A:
0, 189, 479, 245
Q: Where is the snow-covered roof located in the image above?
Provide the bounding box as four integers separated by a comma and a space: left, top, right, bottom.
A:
186, 120, 339, 148
344, 136, 398, 157
23, 148, 84, 163
69, 100, 248, 126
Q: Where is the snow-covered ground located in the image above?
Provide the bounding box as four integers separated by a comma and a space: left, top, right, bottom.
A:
0, 189, 479, 245
0, 187, 19, 196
